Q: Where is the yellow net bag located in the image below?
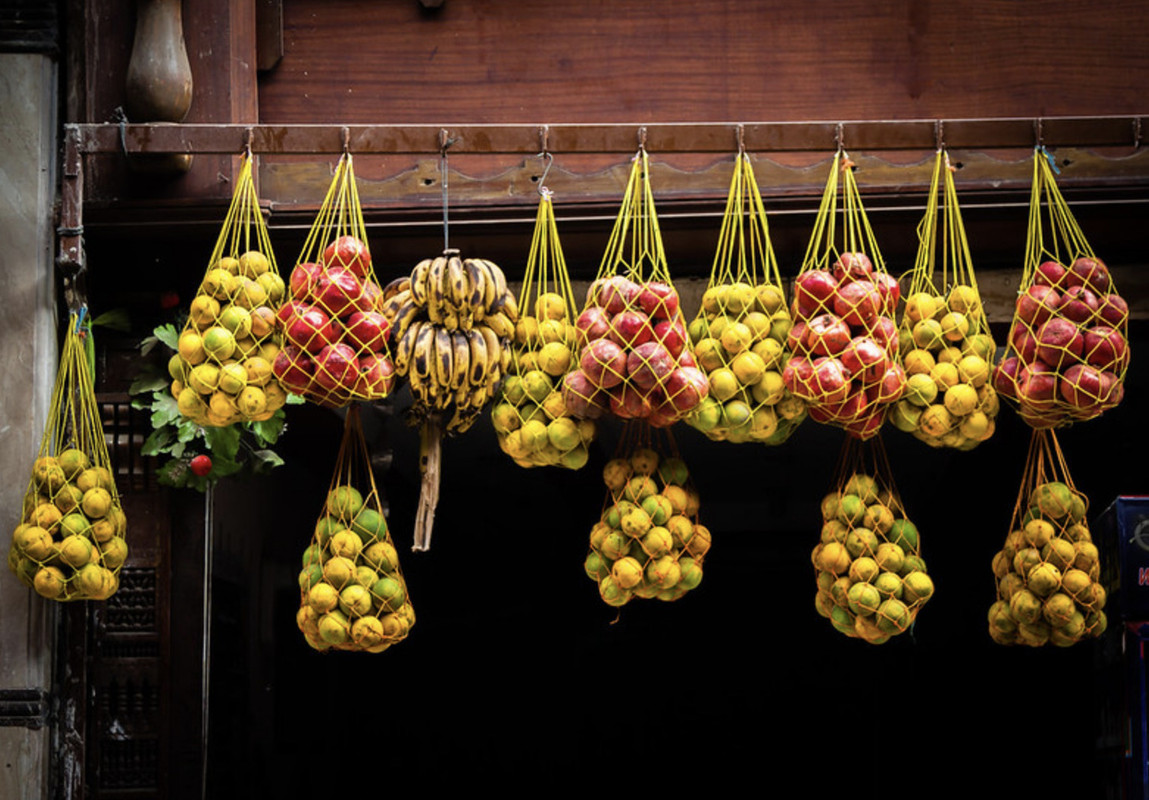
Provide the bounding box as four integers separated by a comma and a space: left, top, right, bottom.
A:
492, 189, 597, 469
563, 148, 709, 426
296, 405, 414, 653
987, 429, 1107, 647
891, 150, 999, 449
786, 150, 905, 440
173, 152, 288, 426
812, 435, 933, 643
685, 151, 806, 444
9, 313, 128, 601
275, 153, 396, 408
995, 149, 1131, 428
584, 423, 710, 608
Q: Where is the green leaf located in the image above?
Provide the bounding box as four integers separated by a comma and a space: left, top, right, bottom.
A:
150, 394, 182, 429
208, 454, 244, 478
152, 323, 180, 351
92, 308, 131, 332
170, 441, 186, 459
141, 427, 175, 457
176, 419, 200, 443
249, 449, 285, 474
155, 459, 191, 489
286, 393, 306, 405
203, 424, 241, 462
130, 374, 171, 396
247, 414, 285, 447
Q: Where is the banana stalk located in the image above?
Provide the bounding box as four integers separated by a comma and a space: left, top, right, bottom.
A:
414, 414, 443, 551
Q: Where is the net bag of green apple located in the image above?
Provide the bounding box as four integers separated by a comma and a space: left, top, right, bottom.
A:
562, 148, 709, 427
9, 312, 128, 601
174, 151, 288, 427
785, 150, 906, 440
891, 150, 999, 449
812, 434, 933, 644
492, 188, 597, 469
297, 405, 414, 653
274, 152, 397, 408
584, 423, 709, 608
686, 151, 807, 444
987, 429, 1106, 648
993, 148, 1130, 429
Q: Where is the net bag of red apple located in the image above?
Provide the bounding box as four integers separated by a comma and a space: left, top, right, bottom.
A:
891, 150, 1000, 449
173, 152, 288, 426
274, 152, 396, 408
296, 405, 414, 653
8, 312, 128, 601
563, 148, 709, 427
994, 148, 1130, 428
987, 429, 1107, 647
812, 435, 933, 644
785, 150, 905, 440
685, 152, 807, 444
584, 423, 709, 608
491, 189, 597, 469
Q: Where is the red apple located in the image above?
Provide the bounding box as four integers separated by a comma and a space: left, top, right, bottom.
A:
290, 262, 323, 299
360, 279, 384, 314
833, 280, 881, 327
314, 343, 359, 394
1016, 362, 1058, 406
579, 338, 627, 389
575, 306, 611, 344
1097, 293, 1129, 327
323, 235, 372, 279
832, 251, 874, 283
272, 345, 315, 394
345, 311, 390, 352
626, 341, 675, 391
1059, 285, 1099, 325
1082, 325, 1129, 371
636, 281, 679, 320
783, 356, 815, 396
662, 366, 709, 414
840, 335, 886, 380
283, 303, 338, 353
1016, 284, 1061, 327
843, 405, 886, 440
1034, 260, 1067, 288
562, 370, 610, 419
356, 353, 396, 396
787, 321, 810, 356
1059, 363, 1105, 410
610, 384, 654, 420
653, 318, 687, 358
1009, 324, 1038, 363
805, 314, 852, 357
862, 316, 899, 357
875, 272, 901, 317
1035, 318, 1084, 369
608, 309, 654, 349
822, 387, 867, 423
808, 357, 850, 404
993, 356, 1021, 400
1069, 256, 1110, 295
312, 266, 365, 319
866, 363, 906, 404
793, 270, 838, 316
591, 276, 641, 315
678, 348, 697, 369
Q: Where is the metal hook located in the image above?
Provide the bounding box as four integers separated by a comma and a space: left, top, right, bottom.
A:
637, 126, 648, 150
243, 127, 254, 158
537, 152, 554, 196
736, 123, 746, 156
439, 128, 457, 155
934, 120, 945, 153
1034, 117, 1044, 149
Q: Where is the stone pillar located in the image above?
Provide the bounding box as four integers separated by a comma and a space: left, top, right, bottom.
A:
0, 52, 60, 800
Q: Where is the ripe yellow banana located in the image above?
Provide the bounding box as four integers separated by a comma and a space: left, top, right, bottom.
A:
394, 319, 423, 375
450, 332, 470, 391
434, 327, 454, 391
409, 258, 433, 308
467, 328, 488, 388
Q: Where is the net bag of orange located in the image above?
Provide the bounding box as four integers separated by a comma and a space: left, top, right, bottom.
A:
173, 152, 288, 426
9, 312, 127, 601
891, 150, 999, 449
812, 435, 933, 643
987, 429, 1107, 647
296, 406, 414, 653
785, 149, 906, 440
685, 151, 807, 444
584, 423, 710, 607
562, 148, 709, 426
274, 152, 396, 408
993, 148, 1130, 429
491, 187, 597, 469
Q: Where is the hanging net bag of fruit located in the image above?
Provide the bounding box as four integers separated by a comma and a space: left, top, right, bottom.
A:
812, 435, 933, 643
994, 148, 1130, 429
785, 149, 905, 440
584, 423, 710, 609
562, 147, 709, 426
987, 429, 1107, 647
9, 312, 128, 601
686, 150, 806, 444
492, 185, 597, 469
174, 151, 288, 426
297, 405, 414, 653
892, 149, 999, 449
274, 151, 396, 408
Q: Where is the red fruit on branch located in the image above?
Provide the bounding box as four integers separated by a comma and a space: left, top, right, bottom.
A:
190, 455, 212, 477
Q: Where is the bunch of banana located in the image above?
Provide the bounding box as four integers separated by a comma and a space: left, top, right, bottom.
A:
383, 249, 517, 433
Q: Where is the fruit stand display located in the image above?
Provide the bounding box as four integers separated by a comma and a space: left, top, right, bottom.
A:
987, 429, 1108, 647
296, 405, 414, 653
584, 424, 710, 607
890, 149, 1000, 449
784, 150, 907, 439
173, 152, 289, 427
685, 151, 807, 444
562, 148, 709, 426
491, 186, 598, 469
994, 148, 1131, 429
811, 435, 934, 643
8, 313, 128, 601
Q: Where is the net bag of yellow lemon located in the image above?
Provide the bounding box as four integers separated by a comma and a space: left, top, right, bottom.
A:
784, 149, 906, 440
173, 151, 288, 426
491, 186, 596, 469
297, 405, 414, 653
685, 150, 806, 444
993, 148, 1130, 429
562, 147, 709, 427
9, 312, 128, 601
584, 423, 710, 608
987, 429, 1107, 648
812, 434, 933, 644
273, 151, 397, 409
891, 150, 999, 449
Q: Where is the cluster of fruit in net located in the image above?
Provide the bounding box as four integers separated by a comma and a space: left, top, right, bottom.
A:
297, 483, 414, 653
988, 478, 1107, 648
584, 444, 709, 607
387, 251, 516, 433
9, 451, 127, 601
890, 285, 1000, 449
812, 471, 934, 644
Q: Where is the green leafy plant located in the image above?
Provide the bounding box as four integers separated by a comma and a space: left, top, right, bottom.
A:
129, 323, 301, 491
